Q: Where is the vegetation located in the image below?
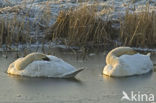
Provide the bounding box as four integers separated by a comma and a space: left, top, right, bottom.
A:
46, 6, 115, 47
120, 10, 156, 48
0, 3, 156, 52
0, 15, 30, 47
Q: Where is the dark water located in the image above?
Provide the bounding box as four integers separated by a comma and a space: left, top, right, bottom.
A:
0, 51, 156, 103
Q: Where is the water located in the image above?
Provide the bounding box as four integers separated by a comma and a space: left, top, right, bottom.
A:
0, 51, 156, 103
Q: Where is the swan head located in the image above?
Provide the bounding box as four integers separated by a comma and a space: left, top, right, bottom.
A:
113, 47, 137, 57
26, 52, 50, 61
15, 52, 50, 70
106, 47, 137, 65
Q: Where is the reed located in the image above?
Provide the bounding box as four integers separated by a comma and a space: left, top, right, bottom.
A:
0, 15, 31, 47
0, 18, 6, 47
46, 5, 114, 47
120, 9, 156, 48
1, 1, 156, 53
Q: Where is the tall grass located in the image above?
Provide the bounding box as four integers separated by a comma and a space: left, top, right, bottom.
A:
0, 15, 30, 48
0, 18, 5, 47
46, 6, 114, 47
0, 1, 52, 49
0, 2, 156, 54
120, 10, 156, 48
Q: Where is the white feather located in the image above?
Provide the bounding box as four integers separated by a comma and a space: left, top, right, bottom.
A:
103, 47, 153, 77
7, 54, 84, 78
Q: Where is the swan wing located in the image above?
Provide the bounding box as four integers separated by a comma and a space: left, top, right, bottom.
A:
62, 68, 84, 78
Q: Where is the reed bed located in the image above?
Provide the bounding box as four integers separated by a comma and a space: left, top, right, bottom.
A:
0, 1, 52, 48
0, 2, 156, 53
120, 10, 156, 48
46, 6, 115, 47
0, 16, 30, 47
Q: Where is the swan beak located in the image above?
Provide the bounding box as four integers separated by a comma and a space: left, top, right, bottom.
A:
42, 56, 50, 61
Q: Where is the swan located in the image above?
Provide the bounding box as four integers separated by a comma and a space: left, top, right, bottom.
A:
103, 47, 153, 77
7, 52, 84, 78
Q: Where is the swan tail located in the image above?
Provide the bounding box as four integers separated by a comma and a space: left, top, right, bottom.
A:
147, 53, 151, 57
63, 68, 84, 78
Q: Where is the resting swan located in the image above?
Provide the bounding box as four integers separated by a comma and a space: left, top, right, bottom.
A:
7, 52, 84, 78
103, 47, 153, 77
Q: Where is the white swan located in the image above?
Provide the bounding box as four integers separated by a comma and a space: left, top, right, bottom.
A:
7, 52, 84, 78
103, 47, 153, 77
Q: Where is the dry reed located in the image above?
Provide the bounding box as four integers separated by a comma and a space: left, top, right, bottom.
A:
0, 15, 30, 47
1, 2, 156, 53
46, 6, 114, 47
120, 10, 156, 48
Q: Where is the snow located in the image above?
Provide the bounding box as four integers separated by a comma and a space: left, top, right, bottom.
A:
103, 53, 153, 77
132, 47, 156, 52
0, 0, 155, 29
0, 0, 155, 51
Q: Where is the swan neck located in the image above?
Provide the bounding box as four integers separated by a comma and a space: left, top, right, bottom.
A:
17, 55, 35, 70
